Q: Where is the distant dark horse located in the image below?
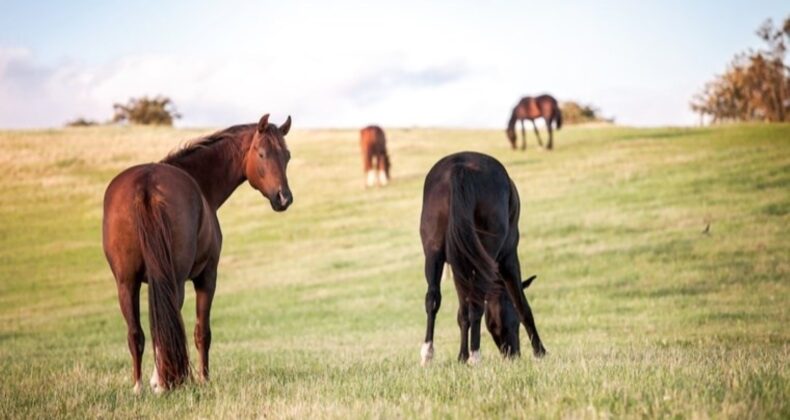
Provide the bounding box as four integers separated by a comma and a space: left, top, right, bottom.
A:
360, 125, 391, 187
506, 95, 562, 150
419, 152, 546, 365
103, 114, 293, 393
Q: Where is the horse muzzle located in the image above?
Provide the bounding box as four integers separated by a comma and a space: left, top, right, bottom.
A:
270, 188, 293, 212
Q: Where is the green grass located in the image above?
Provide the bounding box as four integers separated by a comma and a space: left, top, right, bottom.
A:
0, 123, 788, 419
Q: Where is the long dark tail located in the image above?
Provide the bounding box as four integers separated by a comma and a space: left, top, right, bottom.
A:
555, 107, 563, 130
445, 165, 498, 304
134, 183, 190, 389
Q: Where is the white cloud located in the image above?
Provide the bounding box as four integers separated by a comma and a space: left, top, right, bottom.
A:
0, 46, 497, 129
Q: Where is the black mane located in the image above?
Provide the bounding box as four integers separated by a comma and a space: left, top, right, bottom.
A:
161, 124, 255, 164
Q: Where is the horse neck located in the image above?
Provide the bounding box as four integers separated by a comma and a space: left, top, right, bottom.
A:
166, 130, 252, 210
507, 109, 518, 130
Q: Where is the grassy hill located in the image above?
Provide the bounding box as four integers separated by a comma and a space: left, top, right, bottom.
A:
0, 124, 787, 418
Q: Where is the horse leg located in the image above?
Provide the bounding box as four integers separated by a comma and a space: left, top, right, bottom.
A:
364, 153, 375, 188
421, 251, 445, 366
499, 251, 546, 357
546, 117, 554, 150
467, 301, 484, 364
193, 266, 217, 383
377, 154, 389, 186
520, 120, 527, 150
456, 297, 470, 363
532, 120, 544, 148
117, 277, 144, 394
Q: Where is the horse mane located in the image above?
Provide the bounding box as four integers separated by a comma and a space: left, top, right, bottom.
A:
161, 124, 255, 164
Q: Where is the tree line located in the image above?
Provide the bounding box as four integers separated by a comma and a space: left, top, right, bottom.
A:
66, 95, 181, 127
691, 17, 789, 123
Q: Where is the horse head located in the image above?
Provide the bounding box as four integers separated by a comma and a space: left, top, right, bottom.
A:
245, 113, 293, 212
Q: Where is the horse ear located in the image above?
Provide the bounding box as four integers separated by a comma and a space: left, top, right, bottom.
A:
522, 275, 537, 289
257, 113, 270, 133
280, 115, 292, 135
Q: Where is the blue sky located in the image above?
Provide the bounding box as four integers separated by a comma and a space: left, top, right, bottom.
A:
0, 0, 786, 128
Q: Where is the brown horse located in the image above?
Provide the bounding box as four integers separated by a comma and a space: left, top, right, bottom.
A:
419, 151, 546, 365
102, 114, 293, 393
506, 95, 562, 150
360, 125, 390, 187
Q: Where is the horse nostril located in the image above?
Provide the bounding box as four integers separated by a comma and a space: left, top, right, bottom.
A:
278, 189, 291, 206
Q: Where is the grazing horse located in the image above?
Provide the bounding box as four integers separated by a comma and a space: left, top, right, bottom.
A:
419, 151, 546, 365
103, 114, 293, 393
506, 95, 562, 151
360, 125, 391, 187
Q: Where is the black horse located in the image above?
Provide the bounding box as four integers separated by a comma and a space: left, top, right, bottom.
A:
419, 152, 546, 364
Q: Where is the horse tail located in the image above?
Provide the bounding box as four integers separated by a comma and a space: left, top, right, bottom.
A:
133, 179, 190, 390
445, 165, 498, 304
555, 107, 563, 130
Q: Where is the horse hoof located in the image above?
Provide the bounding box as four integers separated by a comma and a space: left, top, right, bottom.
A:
420, 342, 434, 366
533, 345, 547, 358
133, 381, 142, 395
150, 381, 165, 394
467, 351, 482, 365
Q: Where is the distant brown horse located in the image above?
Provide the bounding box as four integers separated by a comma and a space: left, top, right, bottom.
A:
506, 95, 562, 150
103, 114, 293, 393
419, 151, 546, 365
360, 125, 390, 187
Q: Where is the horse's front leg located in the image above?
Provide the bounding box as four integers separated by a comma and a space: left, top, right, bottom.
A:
532, 120, 544, 148
456, 298, 470, 362
467, 302, 484, 364
520, 120, 527, 150
193, 265, 217, 382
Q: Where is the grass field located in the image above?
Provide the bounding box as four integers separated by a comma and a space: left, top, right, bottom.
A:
0, 123, 788, 418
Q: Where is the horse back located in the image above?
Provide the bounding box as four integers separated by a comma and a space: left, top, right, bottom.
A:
421, 152, 513, 254
360, 126, 387, 155
102, 163, 219, 282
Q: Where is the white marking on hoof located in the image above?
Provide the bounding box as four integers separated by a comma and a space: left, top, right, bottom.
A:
366, 170, 376, 187
420, 341, 434, 366
377, 169, 389, 186
150, 347, 164, 394
150, 363, 163, 393
468, 350, 482, 365
133, 381, 142, 395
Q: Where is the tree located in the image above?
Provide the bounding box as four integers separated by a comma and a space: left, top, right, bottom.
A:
560, 101, 610, 125
112, 95, 182, 126
691, 16, 789, 123
64, 117, 98, 127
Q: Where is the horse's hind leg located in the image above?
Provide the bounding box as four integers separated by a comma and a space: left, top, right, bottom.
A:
363, 152, 376, 188
376, 154, 389, 186
546, 116, 554, 150
499, 251, 546, 358
421, 251, 445, 366
116, 277, 144, 394
194, 267, 217, 382
532, 120, 544, 148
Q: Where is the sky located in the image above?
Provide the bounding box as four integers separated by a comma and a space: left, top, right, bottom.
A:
0, 0, 787, 129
